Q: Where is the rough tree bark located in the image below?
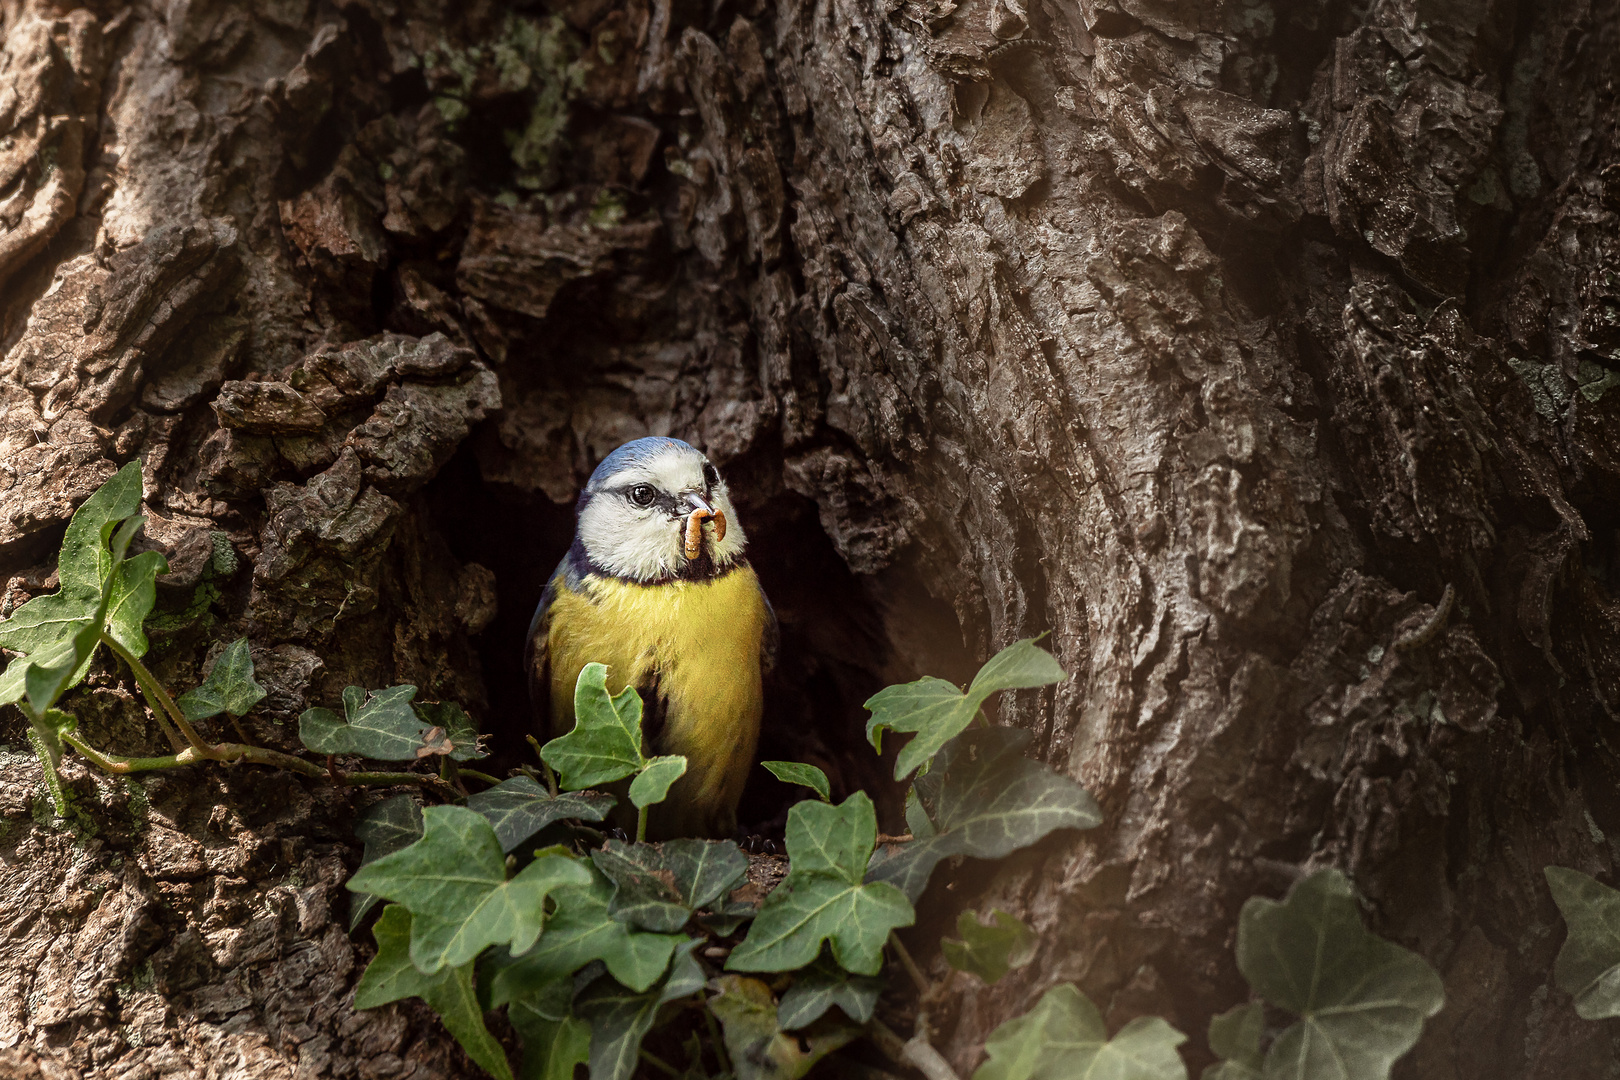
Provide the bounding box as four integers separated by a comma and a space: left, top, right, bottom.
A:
1, 0, 1618, 1076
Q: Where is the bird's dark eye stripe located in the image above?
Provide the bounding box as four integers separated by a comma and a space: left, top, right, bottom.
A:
703, 463, 719, 489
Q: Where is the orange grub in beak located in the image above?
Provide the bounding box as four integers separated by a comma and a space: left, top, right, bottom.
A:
683, 507, 726, 559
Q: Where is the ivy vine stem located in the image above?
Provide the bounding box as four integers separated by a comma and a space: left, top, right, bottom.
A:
701, 1000, 732, 1074
636, 803, 649, 843
638, 1049, 680, 1078
134, 679, 188, 753
26, 725, 71, 816
64, 732, 452, 790
866, 1018, 961, 1080
889, 931, 931, 996
100, 631, 216, 758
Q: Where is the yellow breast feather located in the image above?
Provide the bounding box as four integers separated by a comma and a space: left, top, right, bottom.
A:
545, 564, 770, 837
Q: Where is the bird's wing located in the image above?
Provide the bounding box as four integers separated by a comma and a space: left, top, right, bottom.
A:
759, 581, 780, 677
524, 556, 571, 741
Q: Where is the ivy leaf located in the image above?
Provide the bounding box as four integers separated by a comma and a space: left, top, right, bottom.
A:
540, 663, 646, 790
10, 513, 144, 716
727, 792, 914, 976
489, 872, 686, 994
1, 512, 147, 710
710, 974, 860, 1080
904, 785, 936, 839
865, 728, 1101, 901
699, 895, 761, 937
1201, 1003, 1264, 1080
346, 805, 593, 973
576, 939, 705, 1080
866, 637, 1065, 780
1236, 868, 1444, 1080
776, 951, 882, 1030
510, 1011, 591, 1080
353, 905, 514, 1080
178, 638, 267, 721
414, 700, 488, 761
0, 463, 151, 665
22, 617, 104, 718
57, 461, 147, 599
299, 684, 432, 761
349, 794, 424, 929
103, 549, 169, 658
761, 761, 831, 802
466, 775, 616, 854
629, 754, 687, 810
972, 983, 1188, 1080
1545, 866, 1620, 1019
0, 591, 96, 660
590, 838, 750, 933
489, 956, 574, 1018
942, 909, 1036, 985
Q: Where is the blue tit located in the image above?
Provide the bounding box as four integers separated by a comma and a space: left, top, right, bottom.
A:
525, 436, 777, 839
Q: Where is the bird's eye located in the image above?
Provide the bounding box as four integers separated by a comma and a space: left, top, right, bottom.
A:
629, 484, 657, 507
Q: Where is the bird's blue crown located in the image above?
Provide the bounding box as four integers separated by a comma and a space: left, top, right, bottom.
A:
585, 436, 698, 492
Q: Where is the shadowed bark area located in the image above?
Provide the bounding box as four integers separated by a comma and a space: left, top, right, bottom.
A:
1, 0, 1619, 1076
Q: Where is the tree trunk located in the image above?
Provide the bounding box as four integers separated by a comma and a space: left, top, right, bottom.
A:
2, 0, 1618, 1076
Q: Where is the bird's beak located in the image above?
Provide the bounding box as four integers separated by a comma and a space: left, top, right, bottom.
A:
682, 493, 727, 559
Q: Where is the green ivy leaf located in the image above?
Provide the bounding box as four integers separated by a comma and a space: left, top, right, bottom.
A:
511, 1011, 591, 1080
103, 549, 169, 658
465, 775, 615, 853
776, 951, 882, 1030
178, 638, 267, 721
489, 872, 686, 994
0, 463, 150, 661
1236, 869, 1443, 1080
942, 909, 1036, 985
1201, 1003, 1264, 1080
865, 728, 1101, 901
299, 684, 433, 761
22, 617, 103, 718
699, 895, 760, 937
414, 700, 488, 761
0, 591, 96, 661
1, 511, 147, 710
973, 983, 1187, 1080
9, 513, 145, 717
761, 761, 831, 802
590, 838, 749, 933
629, 754, 687, 810
576, 939, 706, 1080
353, 905, 514, 1080
727, 792, 914, 976
904, 785, 936, 839
58, 461, 146, 598
347, 805, 593, 973
540, 663, 647, 790
710, 974, 860, 1080
1545, 866, 1620, 1019
349, 794, 424, 930
866, 637, 1065, 780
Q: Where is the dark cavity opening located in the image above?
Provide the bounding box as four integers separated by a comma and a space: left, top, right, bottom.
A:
421, 438, 955, 837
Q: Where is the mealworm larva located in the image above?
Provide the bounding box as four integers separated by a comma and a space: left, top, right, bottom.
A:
1394, 583, 1456, 652
684, 509, 714, 560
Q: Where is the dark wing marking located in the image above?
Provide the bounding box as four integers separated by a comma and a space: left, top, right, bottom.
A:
524, 556, 574, 742
641, 668, 669, 757
759, 584, 780, 677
